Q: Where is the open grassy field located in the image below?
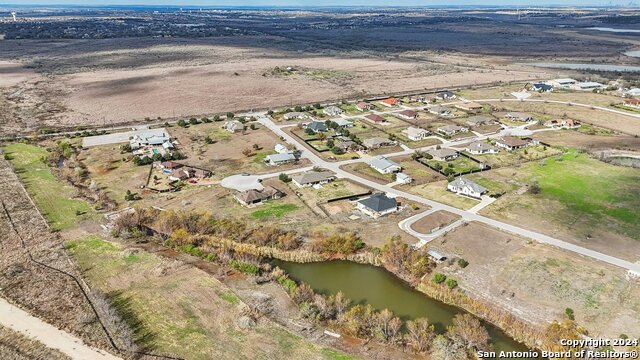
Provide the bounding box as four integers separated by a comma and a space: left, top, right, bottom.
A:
3, 143, 97, 230
465, 144, 564, 168
408, 180, 479, 210
65, 236, 352, 360
480, 149, 640, 260
251, 203, 299, 219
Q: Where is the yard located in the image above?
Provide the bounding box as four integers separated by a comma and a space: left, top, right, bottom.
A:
467, 144, 564, 168
423, 156, 481, 175
65, 236, 347, 360
251, 202, 299, 219
341, 162, 395, 184
3, 143, 97, 230
408, 180, 479, 210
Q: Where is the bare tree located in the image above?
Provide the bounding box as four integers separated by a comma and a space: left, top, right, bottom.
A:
333, 291, 350, 320
447, 313, 491, 353
406, 318, 435, 353
431, 335, 469, 360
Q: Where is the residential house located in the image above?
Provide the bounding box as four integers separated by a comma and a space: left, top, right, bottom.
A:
437, 124, 468, 136
396, 110, 418, 120
625, 88, 640, 97
264, 153, 297, 166
447, 177, 487, 199
332, 118, 354, 128
234, 186, 284, 207
544, 118, 581, 128
333, 138, 361, 153
495, 136, 530, 151
356, 193, 399, 218
436, 91, 456, 100
427, 105, 452, 116
364, 114, 385, 123
465, 141, 498, 155
291, 171, 336, 188
323, 105, 344, 116
162, 141, 174, 150
363, 137, 396, 149
169, 166, 211, 181
223, 120, 245, 133
129, 130, 171, 150
504, 112, 534, 122
356, 102, 374, 111
169, 169, 190, 181
428, 249, 446, 262
160, 161, 182, 170
548, 78, 577, 89
283, 112, 307, 120
369, 156, 402, 174
275, 143, 289, 154
395, 172, 412, 185
380, 97, 399, 107
307, 121, 328, 133
427, 148, 459, 161
402, 127, 430, 141
465, 115, 494, 126
530, 83, 553, 92
455, 102, 483, 112
572, 82, 604, 91
409, 95, 435, 104
623, 99, 640, 109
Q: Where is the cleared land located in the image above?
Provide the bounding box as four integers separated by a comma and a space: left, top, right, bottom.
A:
433, 222, 640, 339
410, 210, 461, 234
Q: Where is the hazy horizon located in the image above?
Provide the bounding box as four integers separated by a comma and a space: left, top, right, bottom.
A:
2, 0, 637, 8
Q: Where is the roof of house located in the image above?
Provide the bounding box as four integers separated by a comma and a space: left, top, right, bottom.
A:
449, 177, 487, 194
428, 249, 446, 260
428, 148, 458, 158
576, 82, 604, 88
398, 110, 417, 117
369, 156, 400, 170
363, 137, 392, 148
333, 118, 354, 127
624, 98, 640, 104
358, 193, 398, 212
356, 101, 372, 108
437, 124, 466, 133
235, 186, 281, 203
292, 171, 336, 185
553, 78, 577, 84
365, 114, 385, 122
335, 139, 358, 150
626, 88, 640, 96
402, 126, 428, 137
224, 120, 245, 131
505, 112, 533, 120
496, 136, 530, 147
284, 112, 305, 118
466, 115, 493, 125
161, 161, 182, 169
308, 121, 328, 132
466, 141, 498, 152
381, 97, 398, 105
428, 105, 451, 113
169, 169, 189, 180
324, 105, 343, 113
457, 102, 483, 109
266, 153, 296, 163
437, 91, 455, 97
532, 83, 553, 91
396, 172, 411, 181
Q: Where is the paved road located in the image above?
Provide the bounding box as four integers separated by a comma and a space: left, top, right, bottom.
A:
257, 115, 640, 273
397, 209, 466, 248
0, 297, 121, 360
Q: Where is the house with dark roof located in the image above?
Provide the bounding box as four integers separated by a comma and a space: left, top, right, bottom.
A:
356, 193, 399, 218
396, 110, 418, 120
291, 171, 336, 188
436, 91, 456, 100
306, 121, 328, 133
495, 136, 530, 151
530, 83, 553, 92
364, 114, 385, 123
234, 186, 284, 207
447, 177, 487, 199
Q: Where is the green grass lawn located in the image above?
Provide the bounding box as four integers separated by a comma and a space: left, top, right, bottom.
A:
426, 157, 480, 174
528, 149, 640, 238
251, 202, 299, 218
4, 143, 97, 231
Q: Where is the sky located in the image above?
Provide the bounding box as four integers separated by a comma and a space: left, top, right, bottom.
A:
3, 0, 629, 7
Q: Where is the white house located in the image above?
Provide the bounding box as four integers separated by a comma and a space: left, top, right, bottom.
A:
395, 172, 412, 184
356, 193, 398, 218
548, 78, 577, 89
437, 124, 468, 136
428, 105, 452, 117
129, 130, 171, 150
275, 143, 288, 154
223, 120, 245, 133
396, 110, 418, 120
323, 106, 344, 116
465, 141, 498, 155
264, 153, 297, 166
402, 127, 429, 141
332, 118, 354, 128
291, 171, 336, 188
447, 177, 487, 199
369, 156, 401, 174
283, 112, 307, 120
427, 148, 459, 161
625, 88, 640, 97
572, 82, 604, 91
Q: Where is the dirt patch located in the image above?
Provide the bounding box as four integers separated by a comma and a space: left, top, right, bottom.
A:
0, 325, 71, 360
411, 211, 460, 234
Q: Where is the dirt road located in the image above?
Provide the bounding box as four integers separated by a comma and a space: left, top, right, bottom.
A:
0, 297, 121, 360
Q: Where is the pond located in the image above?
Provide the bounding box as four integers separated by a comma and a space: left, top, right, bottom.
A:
274, 259, 534, 359
526, 62, 640, 72
587, 27, 640, 33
